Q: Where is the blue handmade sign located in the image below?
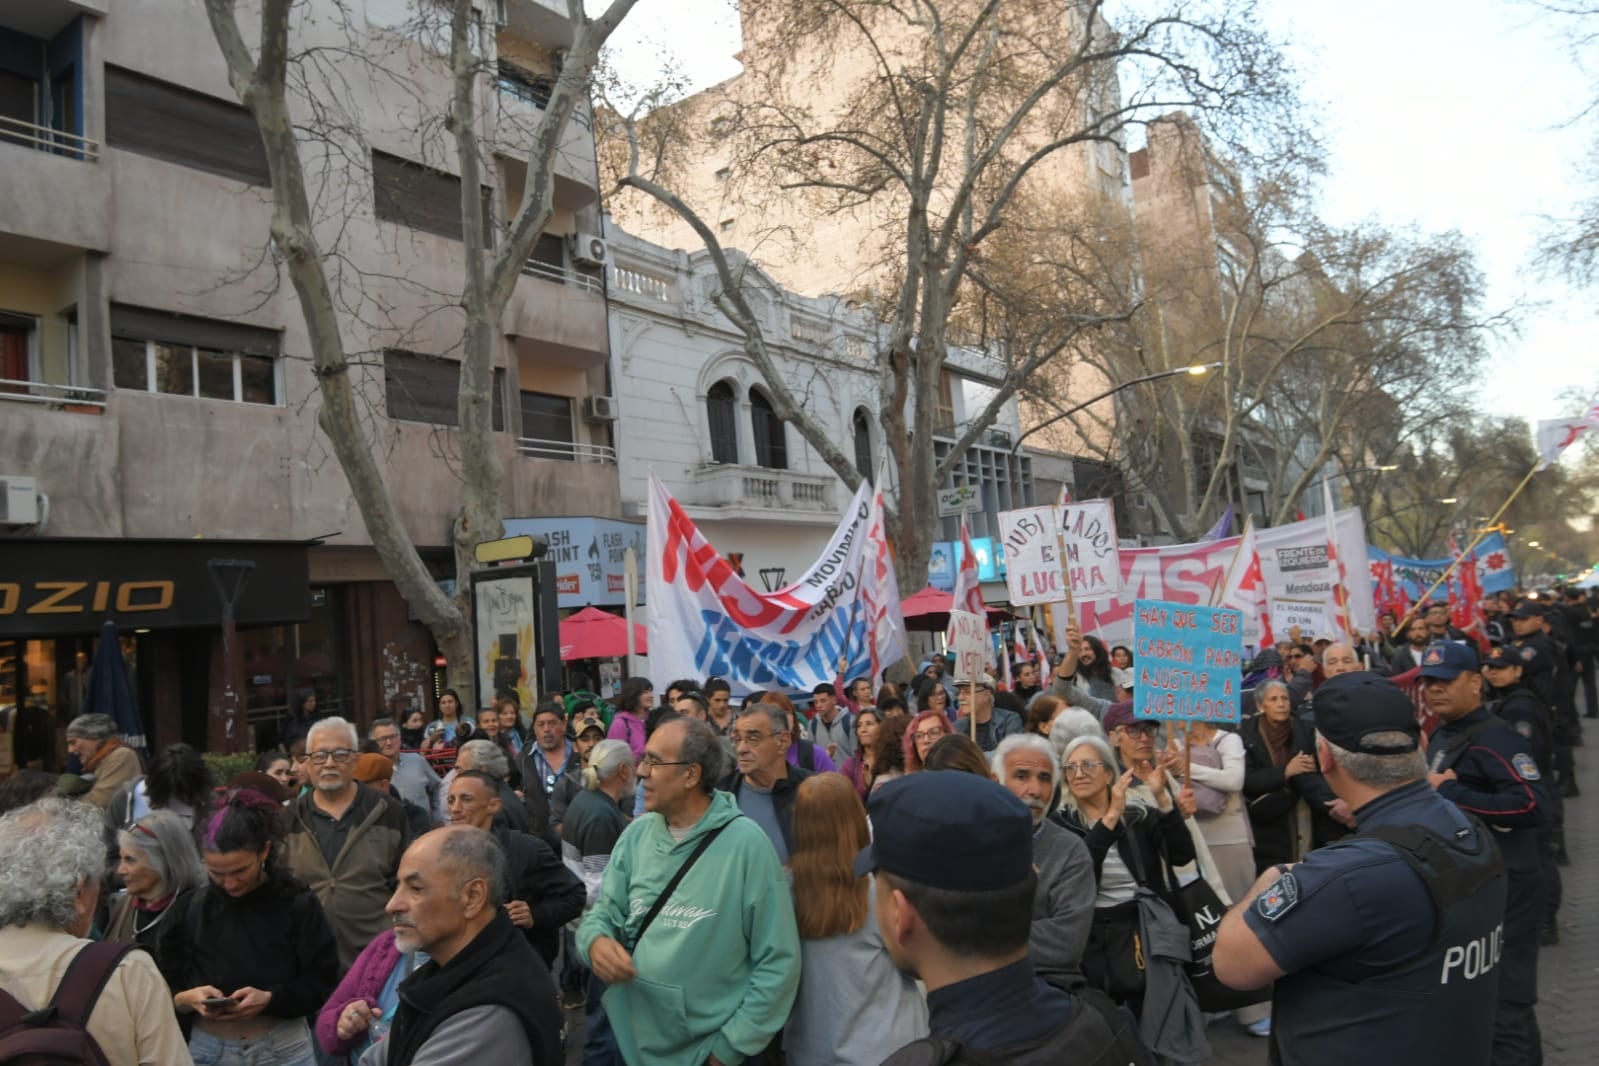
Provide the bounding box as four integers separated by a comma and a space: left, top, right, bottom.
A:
1132, 599, 1244, 723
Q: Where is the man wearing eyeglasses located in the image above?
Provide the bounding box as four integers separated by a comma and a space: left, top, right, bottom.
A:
721, 702, 813, 865
285, 716, 412, 970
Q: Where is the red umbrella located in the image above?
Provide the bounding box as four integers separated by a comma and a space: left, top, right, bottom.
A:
898, 586, 1015, 631
559, 606, 649, 661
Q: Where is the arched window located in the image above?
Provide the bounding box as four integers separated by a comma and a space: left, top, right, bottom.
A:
749, 386, 787, 470
853, 408, 874, 484
706, 380, 738, 464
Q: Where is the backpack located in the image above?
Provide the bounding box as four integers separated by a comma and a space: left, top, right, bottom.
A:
0, 940, 138, 1065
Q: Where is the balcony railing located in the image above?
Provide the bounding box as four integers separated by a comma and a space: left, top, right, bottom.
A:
521, 257, 602, 293
517, 437, 616, 464
0, 379, 107, 411
690, 464, 836, 512
0, 116, 98, 161
495, 76, 593, 130
611, 265, 673, 303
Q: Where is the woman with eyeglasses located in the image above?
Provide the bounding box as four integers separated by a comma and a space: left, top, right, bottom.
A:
1239, 679, 1337, 873
169, 789, 340, 1065
106, 809, 206, 993
902, 710, 953, 773
1050, 732, 1195, 1017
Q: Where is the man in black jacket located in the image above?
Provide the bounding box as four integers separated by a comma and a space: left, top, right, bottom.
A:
519, 702, 582, 838
351, 825, 561, 1066
721, 702, 813, 863
447, 771, 585, 967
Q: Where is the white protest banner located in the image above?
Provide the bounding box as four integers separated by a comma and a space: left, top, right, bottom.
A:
646, 473, 907, 696
1055, 508, 1373, 649
1059, 499, 1122, 599
1269, 599, 1328, 639
1133, 599, 1245, 723
998, 505, 1065, 606
948, 609, 987, 682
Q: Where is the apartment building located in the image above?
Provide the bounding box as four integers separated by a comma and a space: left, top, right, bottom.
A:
605, 222, 1069, 603
0, 0, 617, 759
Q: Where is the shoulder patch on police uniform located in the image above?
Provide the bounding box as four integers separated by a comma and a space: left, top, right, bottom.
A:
1512, 753, 1541, 781
1514, 720, 1533, 739
1520, 647, 1536, 662
1256, 872, 1299, 922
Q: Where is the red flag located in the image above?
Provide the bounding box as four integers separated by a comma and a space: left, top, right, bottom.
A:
946, 516, 988, 657
1219, 521, 1275, 647
1322, 481, 1353, 642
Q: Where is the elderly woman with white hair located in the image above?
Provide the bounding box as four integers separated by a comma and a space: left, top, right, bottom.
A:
1050, 732, 1196, 1017
64, 712, 143, 810
105, 808, 206, 991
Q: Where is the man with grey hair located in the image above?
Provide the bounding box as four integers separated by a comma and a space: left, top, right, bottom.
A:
1319, 642, 1362, 679
370, 717, 443, 824
286, 716, 411, 969
990, 734, 1096, 991
344, 825, 561, 1065
954, 677, 1024, 752
0, 797, 191, 1065
722, 702, 812, 864
1214, 672, 1508, 1065
580, 717, 799, 1066
63, 712, 142, 809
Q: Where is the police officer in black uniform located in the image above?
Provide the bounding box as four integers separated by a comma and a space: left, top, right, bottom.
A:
859, 773, 1146, 1066
1484, 645, 1564, 943
1212, 671, 1506, 1066
1563, 586, 1599, 718
1422, 641, 1549, 1066
1509, 602, 1576, 797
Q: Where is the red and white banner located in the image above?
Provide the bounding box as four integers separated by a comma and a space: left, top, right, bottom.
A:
646, 473, 906, 696
1053, 508, 1373, 650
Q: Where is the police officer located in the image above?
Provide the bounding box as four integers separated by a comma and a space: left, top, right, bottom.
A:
1483, 645, 1564, 943
1563, 586, 1599, 719
1509, 602, 1576, 798
1212, 672, 1506, 1066
1421, 641, 1549, 1066
859, 773, 1145, 1065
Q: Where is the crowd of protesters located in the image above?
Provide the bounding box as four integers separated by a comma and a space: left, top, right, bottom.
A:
0, 582, 1586, 1065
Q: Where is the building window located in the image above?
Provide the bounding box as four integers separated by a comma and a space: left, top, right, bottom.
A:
706, 380, 738, 464
497, 61, 554, 108
383, 349, 505, 429
372, 150, 493, 243
104, 66, 270, 185
749, 386, 787, 470
853, 408, 873, 484
0, 312, 37, 394
519, 391, 574, 459
935, 369, 956, 433
0, 20, 87, 158
109, 304, 279, 404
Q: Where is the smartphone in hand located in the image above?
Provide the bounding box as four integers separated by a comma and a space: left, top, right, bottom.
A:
201, 996, 237, 1012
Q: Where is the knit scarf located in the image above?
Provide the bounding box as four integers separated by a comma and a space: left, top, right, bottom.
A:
1259, 716, 1292, 768
83, 737, 125, 773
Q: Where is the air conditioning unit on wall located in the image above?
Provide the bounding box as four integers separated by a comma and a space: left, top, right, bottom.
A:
584, 395, 618, 422
571, 233, 609, 267
0, 476, 40, 525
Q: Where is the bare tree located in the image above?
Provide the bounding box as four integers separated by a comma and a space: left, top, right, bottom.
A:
202, 0, 638, 706
604, 0, 1300, 590
1037, 118, 1503, 540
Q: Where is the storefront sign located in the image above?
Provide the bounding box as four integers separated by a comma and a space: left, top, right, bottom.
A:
937, 485, 980, 518
0, 540, 310, 636
1133, 599, 1244, 723
501, 515, 647, 609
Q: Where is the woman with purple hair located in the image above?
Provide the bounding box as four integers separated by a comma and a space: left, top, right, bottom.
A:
165, 788, 339, 1065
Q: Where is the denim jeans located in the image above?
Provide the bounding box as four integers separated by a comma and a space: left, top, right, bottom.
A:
189, 1019, 318, 1066
582, 972, 622, 1066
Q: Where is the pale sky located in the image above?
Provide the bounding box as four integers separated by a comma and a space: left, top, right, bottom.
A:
598, 0, 1599, 433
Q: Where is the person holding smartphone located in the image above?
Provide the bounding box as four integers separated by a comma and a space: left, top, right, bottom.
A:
169, 788, 340, 1065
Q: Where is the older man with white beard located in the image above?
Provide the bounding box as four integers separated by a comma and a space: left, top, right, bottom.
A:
991, 735, 1096, 991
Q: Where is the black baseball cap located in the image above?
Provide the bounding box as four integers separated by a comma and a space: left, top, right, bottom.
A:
854, 773, 1033, 891
1312, 671, 1420, 754
1482, 646, 1524, 670
1509, 602, 1544, 620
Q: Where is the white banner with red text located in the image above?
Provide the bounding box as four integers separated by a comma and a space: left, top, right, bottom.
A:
645, 473, 906, 697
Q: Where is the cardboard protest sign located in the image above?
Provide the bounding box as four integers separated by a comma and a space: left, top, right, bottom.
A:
998, 505, 1066, 606
1132, 599, 1244, 723
948, 609, 988, 682
1059, 499, 1122, 599
1270, 599, 1329, 639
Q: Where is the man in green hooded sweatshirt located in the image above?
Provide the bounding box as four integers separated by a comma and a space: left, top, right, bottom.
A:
578, 716, 800, 1066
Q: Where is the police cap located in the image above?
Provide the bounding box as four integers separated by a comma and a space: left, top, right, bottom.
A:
854, 772, 1033, 891
1482, 646, 1524, 670
1418, 640, 1480, 680
1313, 671, 1421, 754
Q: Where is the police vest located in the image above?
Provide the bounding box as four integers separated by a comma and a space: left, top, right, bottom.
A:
881, 988, 1144, 1066
1272, 821, 1507, 1066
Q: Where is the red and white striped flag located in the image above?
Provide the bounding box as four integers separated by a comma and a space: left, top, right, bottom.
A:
946, 515, 989, 659
1323, 480, 1353, 642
